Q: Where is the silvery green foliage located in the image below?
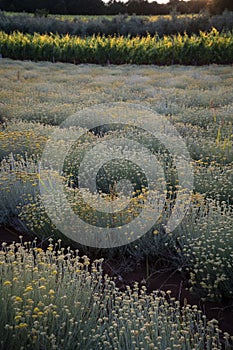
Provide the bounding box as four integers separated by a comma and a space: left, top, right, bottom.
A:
1, 10, 233, 37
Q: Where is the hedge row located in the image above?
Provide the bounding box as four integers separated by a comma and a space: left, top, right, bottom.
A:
0, 29, 233, 65
1, 11, 233, 37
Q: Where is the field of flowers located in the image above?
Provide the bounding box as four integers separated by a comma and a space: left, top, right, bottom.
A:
1, 28, 233, 65
0, 59, 233, 348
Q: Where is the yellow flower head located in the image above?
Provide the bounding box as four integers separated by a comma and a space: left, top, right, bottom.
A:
39, 285, 46, 290
14, 296, 23, 302
3, 280, 12, 286
18, 323, 28, 329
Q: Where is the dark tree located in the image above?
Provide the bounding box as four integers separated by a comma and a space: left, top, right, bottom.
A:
188, 0, 207, 14
0, 0, 106, 14
106, 0, 126, 15
168, 0, 206, 14
208, 0, 233, 14
0, 0, 209, 15
53, 0, 67, 14
126, 0, 148, 15
66, 0, 105, 15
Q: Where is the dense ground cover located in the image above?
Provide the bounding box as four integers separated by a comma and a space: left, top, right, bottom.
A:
0, 59, 233, 347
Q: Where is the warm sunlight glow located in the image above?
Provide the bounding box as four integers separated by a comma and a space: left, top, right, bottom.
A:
102, 0, 169, 3
102, 0, 179, 3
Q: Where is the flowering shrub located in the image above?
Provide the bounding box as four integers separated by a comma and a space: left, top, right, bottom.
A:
0, 241, 232, 349
175, 199, 233, 301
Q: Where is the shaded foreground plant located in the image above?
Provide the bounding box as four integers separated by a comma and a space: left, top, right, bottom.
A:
0, 241, 232, 350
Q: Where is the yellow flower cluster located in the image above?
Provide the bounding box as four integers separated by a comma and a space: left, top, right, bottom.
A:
1, 242, 231, 349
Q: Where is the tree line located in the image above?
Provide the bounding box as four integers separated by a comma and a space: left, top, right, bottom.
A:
0, 0, 232, 16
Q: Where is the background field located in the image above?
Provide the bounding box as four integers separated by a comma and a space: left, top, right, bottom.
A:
1, 10, 233, 37
2, 11, 192, 21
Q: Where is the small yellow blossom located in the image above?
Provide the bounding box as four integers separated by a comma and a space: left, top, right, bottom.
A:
14, 315, 22, 322
18, 323, 28, 329
14, 296, 23, 302
35, 248, 43, 253
3, 280, 12, 286
27, 299, 34, 304
39, 285, 46, 290
24, 286, 33, 292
